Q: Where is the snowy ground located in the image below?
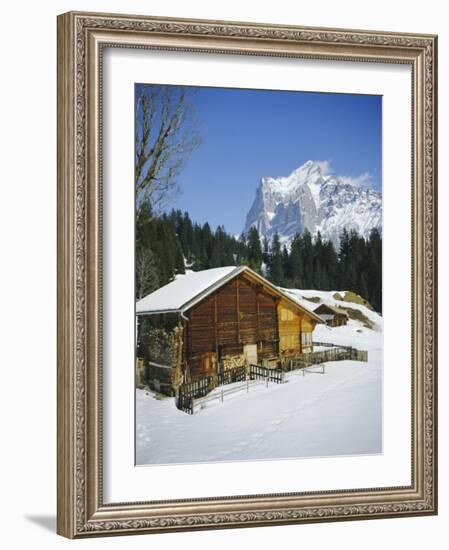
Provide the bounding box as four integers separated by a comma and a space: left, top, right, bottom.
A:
136, 291, 383, 466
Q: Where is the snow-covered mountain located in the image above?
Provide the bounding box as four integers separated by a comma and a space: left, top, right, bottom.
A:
243, 160, 382, 247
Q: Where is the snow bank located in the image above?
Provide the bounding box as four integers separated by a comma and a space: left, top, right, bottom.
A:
280, 287, 383, 331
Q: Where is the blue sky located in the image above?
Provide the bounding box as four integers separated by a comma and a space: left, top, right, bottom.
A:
137, 85, 382, 235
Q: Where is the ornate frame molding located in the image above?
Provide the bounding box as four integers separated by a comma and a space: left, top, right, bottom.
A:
57, 11, 437, 538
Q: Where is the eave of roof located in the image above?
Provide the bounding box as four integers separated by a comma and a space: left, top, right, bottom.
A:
239, 268, 324, 323
136, 266, 239, 315
176, 266, 247, 313
314, 303, 349, 316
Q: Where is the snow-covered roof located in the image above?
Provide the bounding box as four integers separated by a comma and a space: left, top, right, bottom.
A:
314, 303, 349, 317
136, 265, 322, 322
279, 288, 317, 312
136, 266, 242, 314
319, 314, 335, 321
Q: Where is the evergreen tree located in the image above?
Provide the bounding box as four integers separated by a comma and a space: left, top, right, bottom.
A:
262, 236, 270, 264
135, 204, 382, 313
359, 272, 369, 305
282, 245, 291, 286
135, 201, 154, 252
179, 211, 194, 263
202, 222, 213, 265
247, 226, 263, 273
174, 240, 185, 274
209, 225, 225, 267
366, 228, 382, 312
290, 233, 304, 288
269, 233, 283, 286
313, 231, 324, 289
301, 229, 314, 288
338, 228, 351, 290
322, 240, 338, 291
236, 233, 249, 266
190, 223, 202, 265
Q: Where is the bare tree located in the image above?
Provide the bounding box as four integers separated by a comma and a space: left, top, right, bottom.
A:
135, 84, 202, 214
136, 246, 159, 299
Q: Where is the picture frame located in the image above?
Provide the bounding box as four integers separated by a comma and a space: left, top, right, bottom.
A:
57, 11, 438, 538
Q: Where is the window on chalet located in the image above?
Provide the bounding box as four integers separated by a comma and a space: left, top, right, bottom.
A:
301, 332, 312, 347
280, 308, 294, 321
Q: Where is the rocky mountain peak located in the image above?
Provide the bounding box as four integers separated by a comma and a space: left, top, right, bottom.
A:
244, 160, 382, 247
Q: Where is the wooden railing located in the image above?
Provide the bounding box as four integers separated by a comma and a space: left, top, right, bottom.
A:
181, 367, 285, 414
177, 376, 213, 414
285, 345, 368, 371
189, 376, 283, 413
178, 366, 248, 413
177, 344, 368, 414
249, 364, 284, 384
312, 341, 340, 348
217, 365, 246, 386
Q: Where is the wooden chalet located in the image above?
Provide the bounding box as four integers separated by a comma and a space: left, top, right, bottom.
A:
313, 303, 349, 327
136, 266, 323, 395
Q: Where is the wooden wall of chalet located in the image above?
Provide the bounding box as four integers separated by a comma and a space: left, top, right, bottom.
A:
185, 275, 278, 378
300, 315, 315, 352
314, 304, 348, 327
329, 315, 347, 327
277, 299, 315, 356
301, 316, 315, 332
277, 300, 301, 355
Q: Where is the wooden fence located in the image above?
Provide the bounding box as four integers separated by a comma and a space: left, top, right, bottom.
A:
217, 365, 246, 386
177, 344, 368, 413
177, 376, 213, 413
178, 366, 248, 413
285, 344, 368, 371
249, 364, 284, 384
189, 376, 282, 413
312, 341, 338, 348
183, 369, 286, 414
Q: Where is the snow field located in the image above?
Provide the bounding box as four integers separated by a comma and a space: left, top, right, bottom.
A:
136, 301, 383, 465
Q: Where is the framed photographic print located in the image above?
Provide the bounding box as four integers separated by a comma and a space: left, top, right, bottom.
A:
57, 11, 438, 538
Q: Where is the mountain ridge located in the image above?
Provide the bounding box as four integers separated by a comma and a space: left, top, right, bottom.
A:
243, 160, 382, 247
